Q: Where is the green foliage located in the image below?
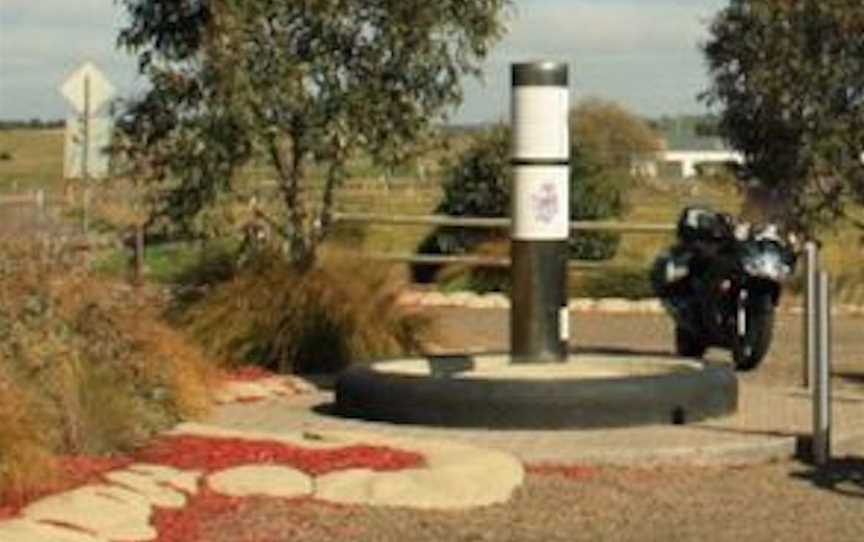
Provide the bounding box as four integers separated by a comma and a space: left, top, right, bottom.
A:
116, 0, 512, 264
179, 249, 430, 374
570, 268, 654, 300
415, 100, 660, 287
94, 240, 239, 286
703, 0, 864, 232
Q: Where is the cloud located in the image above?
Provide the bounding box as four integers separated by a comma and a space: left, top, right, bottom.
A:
0, 0, 727, 121
501, 1, 719, 58
454, 0, 726, 123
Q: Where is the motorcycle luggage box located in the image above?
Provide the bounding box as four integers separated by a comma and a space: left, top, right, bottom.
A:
677, 207, 733, 244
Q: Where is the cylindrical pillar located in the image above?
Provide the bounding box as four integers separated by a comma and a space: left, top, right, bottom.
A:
812, 271, 832, 465
803, 241, 818, 388
510, 62, 570, 363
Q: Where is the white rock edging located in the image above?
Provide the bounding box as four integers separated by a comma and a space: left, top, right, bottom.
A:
400, 290, 864, 316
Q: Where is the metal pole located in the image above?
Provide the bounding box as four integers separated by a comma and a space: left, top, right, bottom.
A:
510, 62, 570, 363
803, 241, 818, 388
812, 271, 832, 465
82, 74, 90, 237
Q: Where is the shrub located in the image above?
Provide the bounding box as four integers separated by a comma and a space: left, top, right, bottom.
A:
416, 100, 657, 290
0, 151, 11, 161
434, 239, 511, 294
179, 248, 430, 374
570, 267, 655, 300
0, 238, 215, 492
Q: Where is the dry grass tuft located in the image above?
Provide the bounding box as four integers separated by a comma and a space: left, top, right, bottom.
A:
180, 247, 431, 374
0, 237, 216, 492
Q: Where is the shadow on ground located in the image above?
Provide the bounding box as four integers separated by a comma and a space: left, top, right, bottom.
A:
791, 456, 864, 499
834, 371, 864, 389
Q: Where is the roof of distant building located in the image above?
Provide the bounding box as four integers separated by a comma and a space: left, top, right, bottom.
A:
661, 131, 730, 152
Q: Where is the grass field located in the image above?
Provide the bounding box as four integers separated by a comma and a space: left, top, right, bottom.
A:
0, 129, 65, 190
2, 127, 862, 303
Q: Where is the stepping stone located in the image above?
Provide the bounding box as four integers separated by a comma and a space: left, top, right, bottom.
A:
208, 466, 312, 498
24, 485, 155, 542
105, 470, 187, 508
0, 519, 105, 542
313, 434, 524, 510
126, 464, 202, 495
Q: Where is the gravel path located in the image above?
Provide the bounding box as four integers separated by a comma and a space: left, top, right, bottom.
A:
426, 308, 864, 393
194, 461, 864, 542
191, 308, 864, 541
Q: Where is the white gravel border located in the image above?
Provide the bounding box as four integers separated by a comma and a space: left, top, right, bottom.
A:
397, 290, 864, 316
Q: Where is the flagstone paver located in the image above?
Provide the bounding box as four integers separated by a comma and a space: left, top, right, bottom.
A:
208, 465, 313, 499
0, 518, 106, 542
104, 470, 188, 508
23, 485, 156, 541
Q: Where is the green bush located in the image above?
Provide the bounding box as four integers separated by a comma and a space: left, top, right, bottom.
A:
570, 267, 655, 300
414, 105, 651, 289
420, 125, 627, 264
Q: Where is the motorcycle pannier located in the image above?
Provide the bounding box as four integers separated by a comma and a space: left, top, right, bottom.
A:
676, 207, 732, 244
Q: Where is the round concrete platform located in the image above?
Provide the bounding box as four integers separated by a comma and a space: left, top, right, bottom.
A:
335, 353, 738, 429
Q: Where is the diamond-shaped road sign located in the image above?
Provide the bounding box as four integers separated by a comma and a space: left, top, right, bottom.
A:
60, 62, 116, 114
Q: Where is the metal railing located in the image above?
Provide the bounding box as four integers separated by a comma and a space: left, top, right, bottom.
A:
332, 211, 674, 234
332, 211, 674, 269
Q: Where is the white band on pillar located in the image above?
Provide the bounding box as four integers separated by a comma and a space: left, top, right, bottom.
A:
512, 165, 570, 240
512, 87, 569, 160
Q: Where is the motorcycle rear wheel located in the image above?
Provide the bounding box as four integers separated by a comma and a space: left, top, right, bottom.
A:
733, 293, 775, 371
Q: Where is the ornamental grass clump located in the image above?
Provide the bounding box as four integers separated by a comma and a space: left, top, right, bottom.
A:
181, 249, 430, 374
0, 238, 216, 494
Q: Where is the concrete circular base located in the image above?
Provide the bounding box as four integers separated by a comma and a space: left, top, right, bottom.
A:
335, 354, 738, 429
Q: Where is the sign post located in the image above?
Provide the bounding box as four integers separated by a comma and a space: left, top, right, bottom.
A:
510, 62, 570, 363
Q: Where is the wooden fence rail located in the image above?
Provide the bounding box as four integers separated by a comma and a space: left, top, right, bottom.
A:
332, 212, 675, 234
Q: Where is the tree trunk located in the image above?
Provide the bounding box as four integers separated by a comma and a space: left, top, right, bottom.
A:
269, 133, 315, 268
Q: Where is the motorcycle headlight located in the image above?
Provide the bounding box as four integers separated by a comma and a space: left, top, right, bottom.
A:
743, 251, 790, 280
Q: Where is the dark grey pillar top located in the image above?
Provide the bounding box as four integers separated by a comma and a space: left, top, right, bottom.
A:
512, 62, 568, 87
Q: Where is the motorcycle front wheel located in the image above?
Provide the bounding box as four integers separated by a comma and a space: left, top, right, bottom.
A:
733, 293, 775, 371
675, 325, 708, 358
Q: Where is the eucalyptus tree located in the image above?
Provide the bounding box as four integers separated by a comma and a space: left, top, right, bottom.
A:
116, 0, 511, 264
703, 0, 864, 232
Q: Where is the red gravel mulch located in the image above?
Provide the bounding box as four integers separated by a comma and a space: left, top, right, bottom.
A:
140, 434, 425, 542
1, 433, 425, 533
135, 435, 425, 476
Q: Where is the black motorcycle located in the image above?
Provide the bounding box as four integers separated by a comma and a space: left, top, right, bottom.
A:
651, 207, 797, 371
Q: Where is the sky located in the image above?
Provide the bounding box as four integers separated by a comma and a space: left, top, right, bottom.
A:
0, 0, 726, 123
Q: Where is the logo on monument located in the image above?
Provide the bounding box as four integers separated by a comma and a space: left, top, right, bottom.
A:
531, 182, 560, 225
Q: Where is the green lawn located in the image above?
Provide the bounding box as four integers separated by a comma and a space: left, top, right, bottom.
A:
3, 128, 862, 303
